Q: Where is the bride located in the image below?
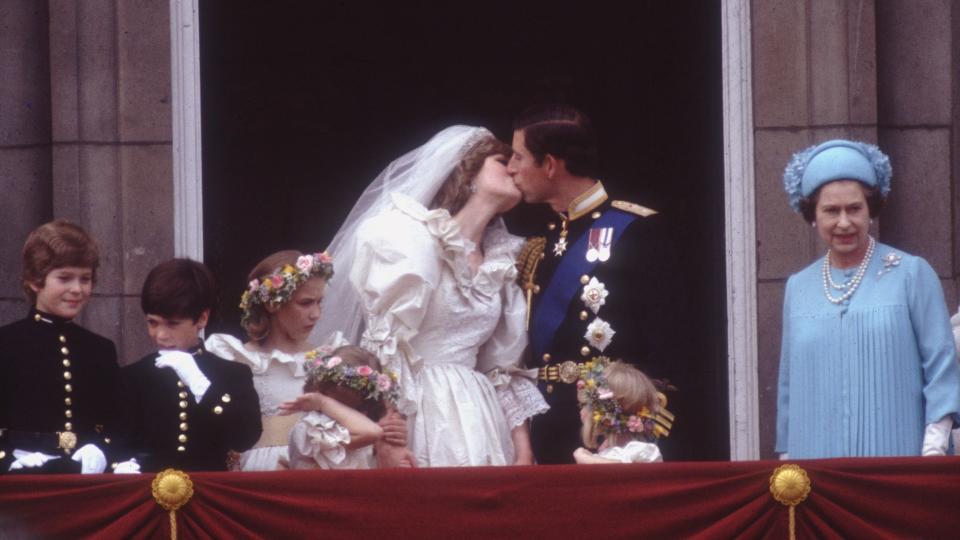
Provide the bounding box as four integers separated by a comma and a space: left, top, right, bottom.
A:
313, 126, 548, 466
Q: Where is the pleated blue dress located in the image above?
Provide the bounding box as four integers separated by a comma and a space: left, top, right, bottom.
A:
775, 243, 960, 458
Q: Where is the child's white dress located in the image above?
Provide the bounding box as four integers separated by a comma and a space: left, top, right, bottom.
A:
598, 440, 662, 463
205, 333, 311, 471
288, 411, 375, 470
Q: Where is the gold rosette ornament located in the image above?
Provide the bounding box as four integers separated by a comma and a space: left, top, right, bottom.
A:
152, 469, 194, 540
769, 464, 811, 540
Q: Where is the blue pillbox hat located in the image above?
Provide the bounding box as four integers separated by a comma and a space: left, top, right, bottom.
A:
782, 139, 892, 212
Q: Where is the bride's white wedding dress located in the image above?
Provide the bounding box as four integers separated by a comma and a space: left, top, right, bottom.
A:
352, 192, 547, 466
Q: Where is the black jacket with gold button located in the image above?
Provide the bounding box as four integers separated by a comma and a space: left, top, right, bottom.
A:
122, 347, 262, 472
0, 309, 124, 474
522, 184, 684, 464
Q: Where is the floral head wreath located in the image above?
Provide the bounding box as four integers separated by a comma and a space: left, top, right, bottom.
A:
303, 349, 400, 406
782, 139, 892, 212
239, 252, 334, 326
577, 358, 671, 441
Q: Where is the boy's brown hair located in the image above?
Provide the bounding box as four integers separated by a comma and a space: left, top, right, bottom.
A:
22, 219, 100, 302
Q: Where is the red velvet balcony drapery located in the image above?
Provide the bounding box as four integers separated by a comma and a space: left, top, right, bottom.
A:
1, 457, 958, 539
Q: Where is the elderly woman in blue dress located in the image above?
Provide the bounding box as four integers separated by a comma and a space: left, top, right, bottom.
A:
776, 139, 960, 459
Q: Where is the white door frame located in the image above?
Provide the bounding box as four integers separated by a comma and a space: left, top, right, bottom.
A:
170, 0, 204, 261
721, 0, 759, 460
168, 0, 761, 460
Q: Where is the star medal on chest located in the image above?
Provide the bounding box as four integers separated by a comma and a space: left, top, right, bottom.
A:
586, 227, 614, 262
553, 218, 569, 256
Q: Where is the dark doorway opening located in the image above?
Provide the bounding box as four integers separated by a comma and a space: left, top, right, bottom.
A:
200, 0, 727, 460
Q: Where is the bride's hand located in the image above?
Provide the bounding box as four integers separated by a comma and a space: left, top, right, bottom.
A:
277, 392, 326, 415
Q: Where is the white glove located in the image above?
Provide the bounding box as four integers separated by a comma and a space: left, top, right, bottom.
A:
9, 449, 58, 471
71, 443, 107, 474
156, 350, 211, 403
778, 453, 789, 460
112, 458, 141, 474
921, 416, 953, 456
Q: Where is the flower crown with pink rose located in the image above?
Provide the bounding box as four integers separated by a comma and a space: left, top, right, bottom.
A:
239, 252, 334, 326
578, 358, 673, 441
303, 349, 400, 406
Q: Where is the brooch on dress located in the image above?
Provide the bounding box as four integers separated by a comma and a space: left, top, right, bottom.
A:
877, 252, 902, 277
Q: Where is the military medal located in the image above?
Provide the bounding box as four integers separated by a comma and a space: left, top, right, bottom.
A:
580, 277, 608, 314
553, 218, 569, 256
586, 227, 614, 262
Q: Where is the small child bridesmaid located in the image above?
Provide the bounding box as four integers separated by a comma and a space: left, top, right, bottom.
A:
280, 345, 400, 469
206, 250, 334, 470
573, 360, 672, 464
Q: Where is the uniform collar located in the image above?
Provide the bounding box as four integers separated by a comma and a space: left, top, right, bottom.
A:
565, 181, 608, 222
30, 308, 72, 326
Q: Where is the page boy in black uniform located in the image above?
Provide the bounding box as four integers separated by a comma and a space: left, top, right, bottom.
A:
123, 258, 261, 471
0, 220, 129, 474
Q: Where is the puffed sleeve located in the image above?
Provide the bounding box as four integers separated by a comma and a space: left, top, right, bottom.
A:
774, 275, 795, 454
906, 257, 960, 425
288, 412, 350, 469
477, 278, 548, 428
350, 209, 443, 416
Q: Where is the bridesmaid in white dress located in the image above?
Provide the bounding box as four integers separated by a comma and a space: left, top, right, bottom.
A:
206, 250, 334, 470
314, 126, 549, 467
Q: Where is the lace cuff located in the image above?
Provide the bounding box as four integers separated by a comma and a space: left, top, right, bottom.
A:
289, 412, 350, 468
496, 377, 549, 428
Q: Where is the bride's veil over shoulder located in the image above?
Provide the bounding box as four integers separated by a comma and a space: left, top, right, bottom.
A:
312, 125, 494, 346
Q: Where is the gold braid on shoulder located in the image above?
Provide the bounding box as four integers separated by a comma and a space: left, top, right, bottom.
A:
516, 237, 547, 330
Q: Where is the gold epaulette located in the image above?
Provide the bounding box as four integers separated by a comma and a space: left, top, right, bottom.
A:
612, 200, 658, 217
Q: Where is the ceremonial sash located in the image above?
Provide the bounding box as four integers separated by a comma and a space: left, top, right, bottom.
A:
531, 209, 637, 361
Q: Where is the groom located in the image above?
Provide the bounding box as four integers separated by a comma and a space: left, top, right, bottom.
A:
508, 104, 680, 464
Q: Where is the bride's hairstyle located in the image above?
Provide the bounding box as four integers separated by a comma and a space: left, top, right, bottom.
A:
430, 136, 512, 215
242, 250, 304, 343
311, 126, 508, 348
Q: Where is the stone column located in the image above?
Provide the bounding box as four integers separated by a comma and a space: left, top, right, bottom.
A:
0, 1, 52, 324
751, 0, 878, 457
876, 0, 959, 308
48, 0, 175, 363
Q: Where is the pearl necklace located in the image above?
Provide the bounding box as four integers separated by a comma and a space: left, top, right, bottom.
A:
821, 236, 875, 305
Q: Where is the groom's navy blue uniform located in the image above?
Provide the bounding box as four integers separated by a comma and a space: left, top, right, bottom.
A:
524, 183, 681, 464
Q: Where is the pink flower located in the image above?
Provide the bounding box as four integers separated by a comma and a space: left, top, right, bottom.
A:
576, 380, 585, 390
627, 415, 645, 433
317, 252, 332, 264
326, 356, 342, 368
248, 279, 260, 292
598, 389, 614, 401
313, 358, 324, 367
357, 366, 373, 376
270, 275, 284, 288
376, 374, 392, 391
296, 255, 313, 272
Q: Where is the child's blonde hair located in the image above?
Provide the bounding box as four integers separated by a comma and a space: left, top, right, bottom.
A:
580, 360, 660, 449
